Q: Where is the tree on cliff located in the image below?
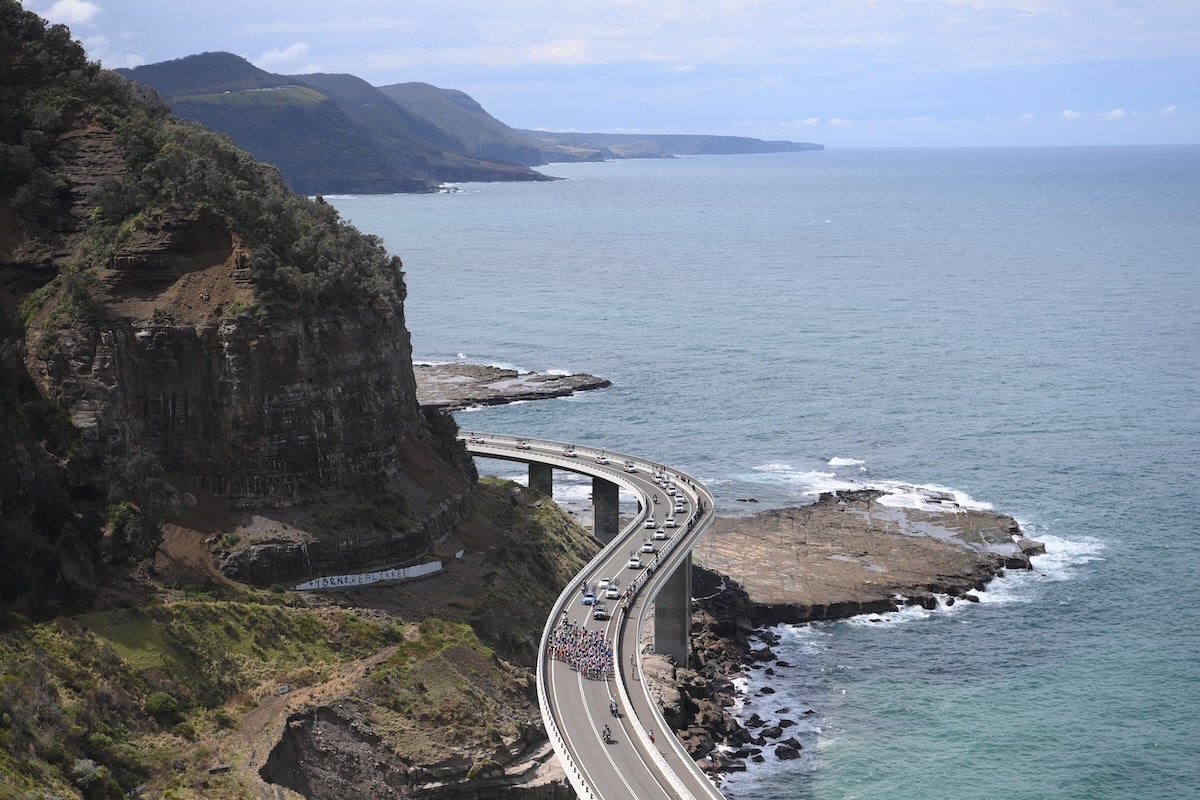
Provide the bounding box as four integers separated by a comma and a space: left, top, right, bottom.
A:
1, 0, 402, 315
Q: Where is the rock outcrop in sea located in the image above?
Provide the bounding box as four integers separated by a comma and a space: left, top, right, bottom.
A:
644, 490, 1045, 779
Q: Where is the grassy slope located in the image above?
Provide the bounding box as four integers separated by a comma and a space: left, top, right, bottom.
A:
0, 478, 598, 799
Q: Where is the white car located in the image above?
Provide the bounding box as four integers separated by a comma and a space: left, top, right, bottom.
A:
627, 553, 641, 569
653, 527, 667, 540
667, 486, 676, 496
592, 603, 609, 621
644, 517, 656, 529
562, 446, 576, 457
605, 585, 620, 600
467, 435, 485, 444
595, 453, 610, 464
514, 439, 531, 450
641, 539, 655, 553
623, 461, 637, 473
597, 577, 611, 591
664, 515, 677, 528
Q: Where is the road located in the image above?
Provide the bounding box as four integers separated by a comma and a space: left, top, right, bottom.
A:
461, 433, 725, 800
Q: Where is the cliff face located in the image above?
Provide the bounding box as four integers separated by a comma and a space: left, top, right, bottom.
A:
27, 302, 427, 506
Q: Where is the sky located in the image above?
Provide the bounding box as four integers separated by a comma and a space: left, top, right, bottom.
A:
23, 0, 1200, 147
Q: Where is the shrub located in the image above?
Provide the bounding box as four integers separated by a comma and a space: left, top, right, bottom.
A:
144, 691, 181, 724
68, 758, 107, 789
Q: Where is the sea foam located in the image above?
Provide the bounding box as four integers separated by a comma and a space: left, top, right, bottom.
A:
827, 456, 865, 466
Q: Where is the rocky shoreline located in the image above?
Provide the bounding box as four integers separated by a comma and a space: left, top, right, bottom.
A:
649, 489, 1045, 781
414, 362, 611, 411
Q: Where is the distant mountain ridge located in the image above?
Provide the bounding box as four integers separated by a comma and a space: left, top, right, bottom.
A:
119, 53, 553, 193
519, 130, 824, 160
120, 52, 822, 194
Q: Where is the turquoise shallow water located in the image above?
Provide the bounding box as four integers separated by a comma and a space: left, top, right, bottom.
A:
331, 146, 1200, 800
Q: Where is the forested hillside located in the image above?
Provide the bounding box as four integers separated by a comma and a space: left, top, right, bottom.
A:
119, 53, 557, 193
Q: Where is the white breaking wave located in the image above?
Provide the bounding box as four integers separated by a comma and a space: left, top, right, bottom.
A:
828, 456, 865, 466
872, 481, 994, 512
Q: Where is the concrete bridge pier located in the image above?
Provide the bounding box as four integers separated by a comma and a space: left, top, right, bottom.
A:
592, 478, 620, 544
528, 462, 553, 496
654, 553, 692, 666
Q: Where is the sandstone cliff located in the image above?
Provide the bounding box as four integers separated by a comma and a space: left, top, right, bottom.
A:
1, 2, 476, 606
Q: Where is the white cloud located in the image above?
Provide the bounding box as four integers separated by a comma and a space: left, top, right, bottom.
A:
1157, 104, 1178, 115
238, 17, 413, 35
255, 42, 320, 74
39, 0, 100, 25
1058, 109, 1082, 119
526, 39, 592, 65
81, 32, 145, 69
1019, 112, 1037, 120
1101, 108, 1128, 119
828, 118, 856, 127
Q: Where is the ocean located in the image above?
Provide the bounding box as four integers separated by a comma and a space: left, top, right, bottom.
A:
330, 145, 1200, 800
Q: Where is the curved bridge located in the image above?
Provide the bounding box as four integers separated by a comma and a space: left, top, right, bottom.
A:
461, 433, 726, 800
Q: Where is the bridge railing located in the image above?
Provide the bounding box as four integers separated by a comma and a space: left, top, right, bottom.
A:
624, 471, 726, 800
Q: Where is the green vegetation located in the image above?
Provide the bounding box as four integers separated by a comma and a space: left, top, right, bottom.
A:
181, 85, 328, 109
1, 0, 404, 315
353, 618, 529, 761
0, 583, 548, 798
103, 448, 166, 561
0, 590, 406, 798
117, 52, 556, 194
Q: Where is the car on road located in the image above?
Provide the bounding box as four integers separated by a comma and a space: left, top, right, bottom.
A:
605, 584, 620, 600
653, 527, 667, 540
592, 603, 609, 621
644, 517, 656, 529
641, 538, 655, 553
675, 501, 686, 513
667, 486, 676, 496
623, 461, 637, 473
597, 577, 611, 592
627, 553, 641, 569
467, 435, 485, 444
664, 515, 677, 527
514, 439, 531, 450
581, 591, 596, 606
595, 451, 610, 464
562, 446, 576, 457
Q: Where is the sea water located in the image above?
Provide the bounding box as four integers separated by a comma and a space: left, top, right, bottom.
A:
330, 146, 1200, 800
